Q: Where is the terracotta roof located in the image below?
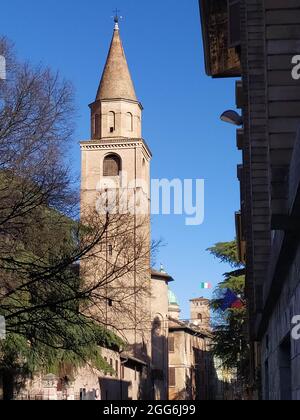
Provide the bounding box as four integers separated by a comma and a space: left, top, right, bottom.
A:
151, 269, 174, 282
96, 26, 138, 102
190, 297, 210, 302
168, 317, 213, 339
120, 353, 147, 367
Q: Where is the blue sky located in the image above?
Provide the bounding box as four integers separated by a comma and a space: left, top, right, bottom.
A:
1, 0, 241, 318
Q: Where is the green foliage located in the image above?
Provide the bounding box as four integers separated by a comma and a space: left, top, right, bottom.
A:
211, 309, 248, 375
0, 184, 124, 379
208, 240, 249, 379
207, 241, 242, 268
0, 319, 122, 377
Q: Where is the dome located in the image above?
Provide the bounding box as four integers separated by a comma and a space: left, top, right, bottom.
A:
168, 288, 179, 306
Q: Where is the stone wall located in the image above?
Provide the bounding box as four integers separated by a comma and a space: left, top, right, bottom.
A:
261, 242, 300, 400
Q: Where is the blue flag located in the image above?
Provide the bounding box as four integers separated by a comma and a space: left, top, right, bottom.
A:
220, 289, 240, 311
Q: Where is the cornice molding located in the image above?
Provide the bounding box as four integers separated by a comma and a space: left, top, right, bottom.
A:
80, 138, 152, 159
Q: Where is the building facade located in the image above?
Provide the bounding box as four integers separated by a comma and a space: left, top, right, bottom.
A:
199, 0, 300, 400
168, 293, 214, 400
150, 269, 174, 401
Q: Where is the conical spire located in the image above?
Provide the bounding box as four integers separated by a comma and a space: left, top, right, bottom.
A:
96, 23, 138, 102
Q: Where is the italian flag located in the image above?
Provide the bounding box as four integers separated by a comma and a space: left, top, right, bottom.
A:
200, 282, 212, 290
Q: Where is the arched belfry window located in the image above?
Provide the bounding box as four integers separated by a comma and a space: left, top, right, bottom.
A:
108, 111, 116, 133
126, 112, 133, 132
103, 154, 121, 177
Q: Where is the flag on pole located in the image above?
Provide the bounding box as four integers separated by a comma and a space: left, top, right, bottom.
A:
200, 282, 212, 290
220, 289, 244, 311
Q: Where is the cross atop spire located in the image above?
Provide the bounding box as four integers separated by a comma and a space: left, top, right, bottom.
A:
114, 8, 120, 23
113, 8, 122, 30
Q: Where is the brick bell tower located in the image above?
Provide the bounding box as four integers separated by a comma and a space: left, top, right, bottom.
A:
190, 298, 211, 330
81, 17, 151, 208
80, 17, 152, 387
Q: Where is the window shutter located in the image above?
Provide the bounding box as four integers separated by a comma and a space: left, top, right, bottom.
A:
168, 336, 175, 352
228, 0, 241, 48
169, 368, 176, 387
110, 359, 113, 377
115, 360, 119, 378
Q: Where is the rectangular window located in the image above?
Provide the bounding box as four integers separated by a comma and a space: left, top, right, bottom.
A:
228, 0, 241, 48
108, 112, 115, 132
104, 357, 108, 376
169, 336, 175, 353
169, 368, 176, 387
115, 360, 119, 378
94, 114, 100, 138
265, 361, 270, 401
279, 337, 292, 400
110, 359, 113, 377
80, 388, 86, 400
121, 365, 125, 380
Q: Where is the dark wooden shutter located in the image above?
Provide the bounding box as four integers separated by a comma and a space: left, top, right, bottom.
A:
169, 336, 175, 352
228, 0, 241, 48
110, 359, 113, 377
169, 368, 176, 387
115, 360, 119, 378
